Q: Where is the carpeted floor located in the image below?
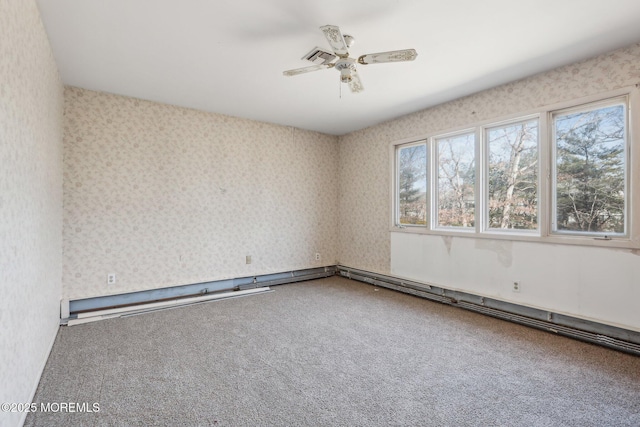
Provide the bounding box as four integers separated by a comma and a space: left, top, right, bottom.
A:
25, 276, 640, 426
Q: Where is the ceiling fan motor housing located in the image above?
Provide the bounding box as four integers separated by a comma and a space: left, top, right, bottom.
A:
335, 58, 357, 83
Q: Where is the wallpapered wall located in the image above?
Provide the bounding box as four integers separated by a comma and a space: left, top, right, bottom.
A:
63, 87, 339, 300
337, 43, 640, 330
338, 42, 640, 275
0, 0, 63, 425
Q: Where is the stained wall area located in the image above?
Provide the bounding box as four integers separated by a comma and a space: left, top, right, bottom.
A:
3, 4, 640, 423
337, 43, 640, 331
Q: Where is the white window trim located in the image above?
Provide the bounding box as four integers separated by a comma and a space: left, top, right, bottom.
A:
432, 129, 477, 232
481, 115, 541, 235
550, 96, 629, 238
389, 85, 640, 249
394, 139, 428, 228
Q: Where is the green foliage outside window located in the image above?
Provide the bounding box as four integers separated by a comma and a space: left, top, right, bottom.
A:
554, 104, 625, 234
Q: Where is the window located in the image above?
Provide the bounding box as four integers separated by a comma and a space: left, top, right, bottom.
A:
397, 142, 427, 226
486, 119, 539, 231
392, 90, 634, 246
435, 132, 476, 229
552, 99, 627, 236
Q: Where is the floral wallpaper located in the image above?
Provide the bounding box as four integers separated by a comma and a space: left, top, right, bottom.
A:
337, 42, 640, 274
63, 88, 339, 300
0, 0, 63, 425
63, 42, 640, 297
2, 1, 637, 422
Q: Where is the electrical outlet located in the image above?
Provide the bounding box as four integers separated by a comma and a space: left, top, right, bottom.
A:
246, 255, 251, 264
107, 273, 116, 285
315, 252, 320, 261
512, 281, 521, 293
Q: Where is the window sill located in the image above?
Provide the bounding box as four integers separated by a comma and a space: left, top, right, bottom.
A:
390, 226, 640, 250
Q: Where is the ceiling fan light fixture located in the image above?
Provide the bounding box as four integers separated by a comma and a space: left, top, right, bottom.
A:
340, 69, 353, 83
343, 34, 355, 48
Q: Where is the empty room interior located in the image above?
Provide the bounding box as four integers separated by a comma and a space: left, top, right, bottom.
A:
3, 0, 640, 426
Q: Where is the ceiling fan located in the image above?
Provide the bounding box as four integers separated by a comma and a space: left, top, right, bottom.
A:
283, 25, 418, 93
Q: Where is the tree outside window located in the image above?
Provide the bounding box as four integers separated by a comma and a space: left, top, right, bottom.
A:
553, 102, 626, 235
487, 119, 538, 230
398, 143, 427, 225
394, 94, 630, 242
436, 133, 476, 228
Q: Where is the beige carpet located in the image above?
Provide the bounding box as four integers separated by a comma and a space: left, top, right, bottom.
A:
26, 276, 640, 426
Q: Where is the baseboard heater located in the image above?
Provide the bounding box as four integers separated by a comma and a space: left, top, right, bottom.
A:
62, 266, 336, 326
336, 265, 640, 356
67, 287, 272, 326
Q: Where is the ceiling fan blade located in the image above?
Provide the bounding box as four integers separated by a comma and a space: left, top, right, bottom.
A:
348, 70, 364, 93
357, 49, 418, 65
320, 25, 349, 57
283, 64, 331, 77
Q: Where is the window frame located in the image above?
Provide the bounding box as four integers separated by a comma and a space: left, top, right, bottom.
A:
482, 115, 541, 235
550, 96, 629, 238
432, 129, 478, 232
390, 86, 639, 249
395, 140, 428, 228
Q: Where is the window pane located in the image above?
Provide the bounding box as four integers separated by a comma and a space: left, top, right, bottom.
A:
398, 144, 427, 225
436, 133, 475, 228
487, 120, 538, 230
554, 103, 626, 234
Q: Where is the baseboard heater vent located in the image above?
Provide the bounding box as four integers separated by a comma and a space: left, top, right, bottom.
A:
455, 301, 640, 355
337, 265, 640, 356
63, 266, 336, 325
67, 287, 271, 326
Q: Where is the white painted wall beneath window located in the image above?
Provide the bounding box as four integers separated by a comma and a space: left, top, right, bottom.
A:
391, 232, 640, 331
339, 42, 640, 332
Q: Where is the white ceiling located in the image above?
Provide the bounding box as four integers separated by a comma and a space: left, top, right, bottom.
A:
36, 0, 640, 136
